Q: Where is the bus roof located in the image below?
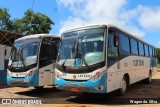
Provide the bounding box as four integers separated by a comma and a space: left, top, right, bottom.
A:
15, 34, 60, 41
62, 24, 155, 48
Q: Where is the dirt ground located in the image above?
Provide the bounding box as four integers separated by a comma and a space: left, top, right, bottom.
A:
1, 71, 160, 107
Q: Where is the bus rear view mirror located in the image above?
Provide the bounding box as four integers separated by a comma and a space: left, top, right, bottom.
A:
114, 36, 119, 47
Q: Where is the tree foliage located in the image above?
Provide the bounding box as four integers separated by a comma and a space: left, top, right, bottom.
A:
0, 8, 13, 31
18, 9, 54, 35
156, 48, 160, 63
0, 8, 54, 35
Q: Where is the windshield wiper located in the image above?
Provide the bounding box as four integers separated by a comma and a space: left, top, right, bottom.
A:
82, 57, 92, 72
16, 47, 26, 68
19, 48, 26, 67
61, 40, 77, 71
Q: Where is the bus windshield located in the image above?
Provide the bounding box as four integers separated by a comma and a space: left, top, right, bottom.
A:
8, 38, 40, 69
57, 27, 105, 67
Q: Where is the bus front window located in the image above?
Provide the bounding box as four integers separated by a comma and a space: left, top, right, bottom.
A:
8, 38, 40, 71
57, 28, 105, 67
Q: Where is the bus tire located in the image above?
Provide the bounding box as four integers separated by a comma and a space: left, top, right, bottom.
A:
34, 86, 44, 90
117, 76, 128, 96
145, 71, 152, 84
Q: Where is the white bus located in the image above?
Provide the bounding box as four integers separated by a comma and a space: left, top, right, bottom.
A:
55, 25, 157, 95
7, 34, 60, 89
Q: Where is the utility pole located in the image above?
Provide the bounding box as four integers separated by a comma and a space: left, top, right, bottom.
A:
30, 0, 34, 34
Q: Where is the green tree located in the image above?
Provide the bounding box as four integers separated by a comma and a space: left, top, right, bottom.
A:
17, 9, 54, 35
0, 8, 54, 35
0, 8, 13, 31
156, 48, 160, 63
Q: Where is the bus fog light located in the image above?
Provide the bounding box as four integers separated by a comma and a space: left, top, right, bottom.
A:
95, 86, 104, 91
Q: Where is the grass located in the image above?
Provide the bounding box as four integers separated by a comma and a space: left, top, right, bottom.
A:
157, 63, 160, 68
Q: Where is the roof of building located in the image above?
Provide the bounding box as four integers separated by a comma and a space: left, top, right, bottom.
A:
0, 30, 24, 46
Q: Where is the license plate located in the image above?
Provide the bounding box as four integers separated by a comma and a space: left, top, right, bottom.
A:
18, 73, 26, 76
71, 88, 80, 92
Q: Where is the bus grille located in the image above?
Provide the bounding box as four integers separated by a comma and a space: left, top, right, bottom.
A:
63, 84, 89, 92
10, 81, 27, 86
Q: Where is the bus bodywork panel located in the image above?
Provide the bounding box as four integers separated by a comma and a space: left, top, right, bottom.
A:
7, 64, 55, 87
55, 67, 107, 93
107, 56, 157, 93
0, 45, 12, 85
56, 56, 157, 93
7, 70, 39, 87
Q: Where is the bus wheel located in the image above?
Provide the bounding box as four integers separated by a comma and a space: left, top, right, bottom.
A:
117, 76, 127, 96
145, 71, 152, 84
34, 86, 44, 90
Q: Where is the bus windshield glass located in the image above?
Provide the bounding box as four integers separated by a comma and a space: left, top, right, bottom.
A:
57, 27, 105, 66
8, 38, 40, 68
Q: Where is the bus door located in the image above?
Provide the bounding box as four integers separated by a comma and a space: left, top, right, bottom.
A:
39, 37, 58, 86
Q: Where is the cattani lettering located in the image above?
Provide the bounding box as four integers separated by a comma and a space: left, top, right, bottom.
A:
133, 59, 144, 66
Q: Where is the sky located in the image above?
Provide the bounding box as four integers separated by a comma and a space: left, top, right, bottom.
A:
1, 0, 160, 47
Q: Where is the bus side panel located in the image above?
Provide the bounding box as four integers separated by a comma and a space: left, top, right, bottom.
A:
107, 56, 151, 93
32, 69, 39, 86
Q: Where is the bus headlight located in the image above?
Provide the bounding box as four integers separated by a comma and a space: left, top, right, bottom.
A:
27, 69, 34, 77
56, 72, 62, 79
91, 72, 104, 81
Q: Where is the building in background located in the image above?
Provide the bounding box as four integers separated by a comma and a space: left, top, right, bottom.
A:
0, 30, 23, 85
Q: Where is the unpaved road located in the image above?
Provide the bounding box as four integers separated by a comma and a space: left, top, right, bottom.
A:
1, 72, 160, 107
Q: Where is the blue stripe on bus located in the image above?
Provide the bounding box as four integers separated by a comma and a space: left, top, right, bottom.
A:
7, 69, 39, 87
55, 72, 107, 93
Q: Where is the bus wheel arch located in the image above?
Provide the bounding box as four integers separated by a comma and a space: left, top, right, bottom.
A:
117, 73, 130, 96
145, 69, 152, 84
124, 73, 130, 87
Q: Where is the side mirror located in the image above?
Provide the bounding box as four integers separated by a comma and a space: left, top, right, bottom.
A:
114, 35, 119, 47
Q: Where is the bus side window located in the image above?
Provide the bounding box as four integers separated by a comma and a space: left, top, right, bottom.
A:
107, 30, 119, 67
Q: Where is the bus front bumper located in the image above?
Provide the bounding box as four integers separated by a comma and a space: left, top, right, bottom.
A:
7, 71, 39, 87
55, 73, 107, 93
7, 76, 34, 87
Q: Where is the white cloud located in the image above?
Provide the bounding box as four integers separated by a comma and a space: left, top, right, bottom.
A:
56, 0, 160, 38
138, 6, 160, 31
56, 0, 84, 7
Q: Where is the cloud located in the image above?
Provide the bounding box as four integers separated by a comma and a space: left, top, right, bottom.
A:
56, 0, 84, 7
138, 6, 160, 32
56, 0, 160, 38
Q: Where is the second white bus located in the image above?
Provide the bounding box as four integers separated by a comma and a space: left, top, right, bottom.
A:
55, 25, 157, 95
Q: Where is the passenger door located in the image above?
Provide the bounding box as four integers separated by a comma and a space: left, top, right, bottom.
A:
38, 37, 58, 86
107, 30, 119, 68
